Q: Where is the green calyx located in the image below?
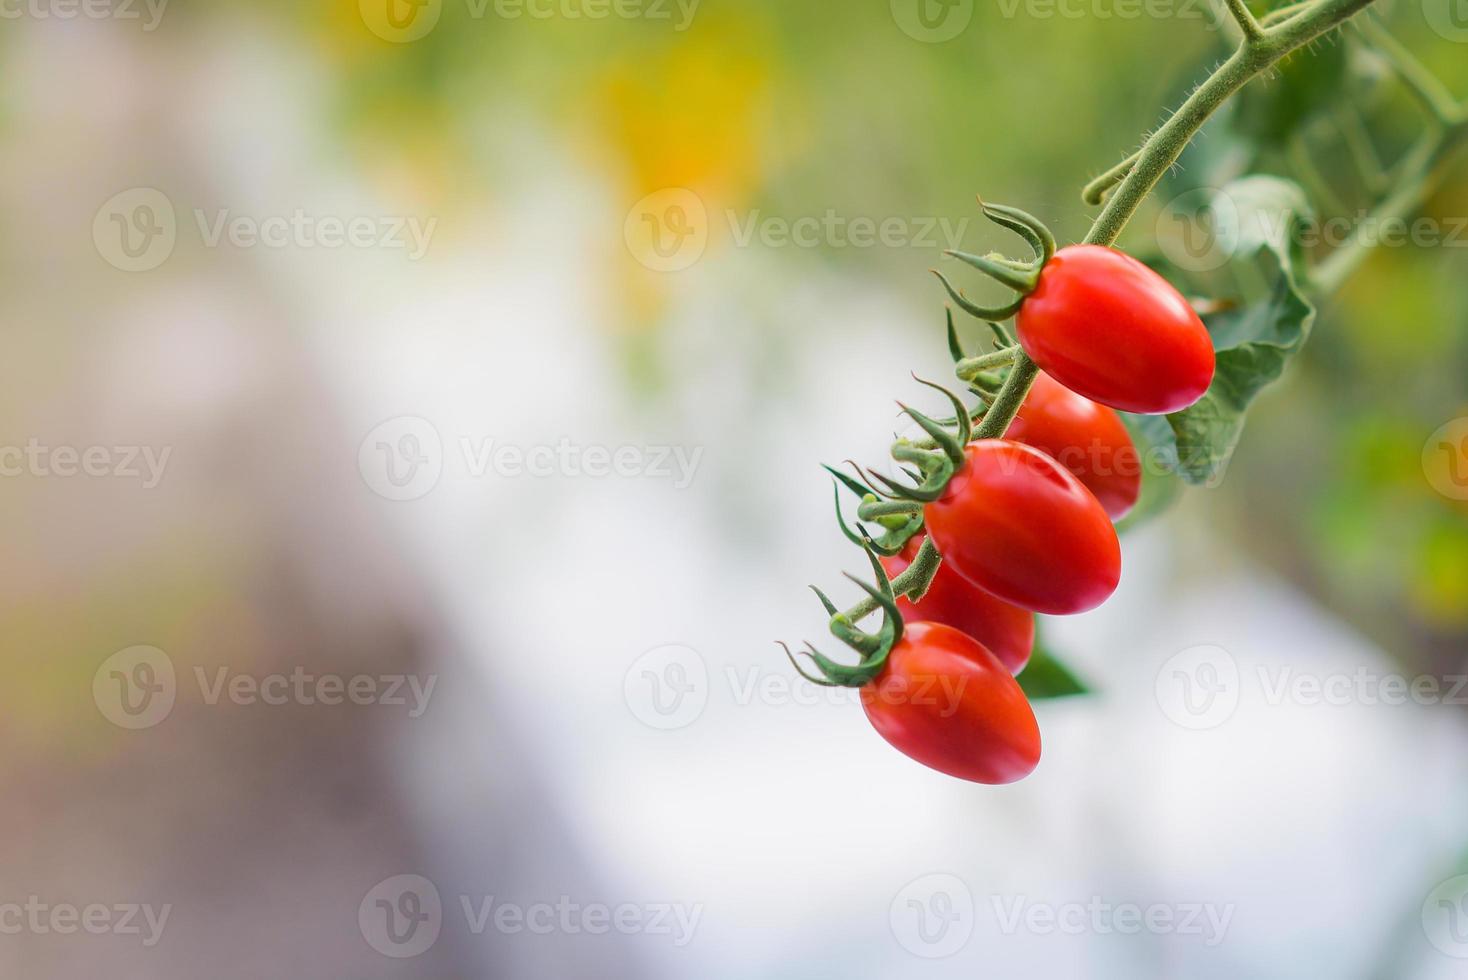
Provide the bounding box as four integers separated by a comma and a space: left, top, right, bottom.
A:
933, 200, 1056, 321
826, 466, 922, 558
782, 540, 905, 689
792, 372, 985, 686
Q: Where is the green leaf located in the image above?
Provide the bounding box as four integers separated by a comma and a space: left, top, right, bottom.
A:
1115, 412, 1184, 531
1232, 34, 1349, 145
1214, 174, 1314, 273
1017, 630, 1090, 700
1133, 177, 1318, 486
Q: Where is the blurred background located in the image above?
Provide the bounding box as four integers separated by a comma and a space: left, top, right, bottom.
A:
2, 0, 1467, 977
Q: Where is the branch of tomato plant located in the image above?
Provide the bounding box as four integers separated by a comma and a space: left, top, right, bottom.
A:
1311, 116, 1468, 294
1354, 13, 1463, 129
829, 0, 1383, 627
1306, 16, 1468, 292
1222, 0, 1264, 41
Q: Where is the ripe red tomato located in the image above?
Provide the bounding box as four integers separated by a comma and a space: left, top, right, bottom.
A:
861, 622, 1040, 784
1016, 245, 1215, 415
924, 440, 1121, 615
1006, 372, 1142, 520
881, 535, 1034, 673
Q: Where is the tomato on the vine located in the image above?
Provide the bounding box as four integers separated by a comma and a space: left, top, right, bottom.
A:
861, 621, 1041, 784
1007, 371, 1142, 520
881, 535, 1034, 673
924, 440, 1121, 615
1016, 244, 1215, 415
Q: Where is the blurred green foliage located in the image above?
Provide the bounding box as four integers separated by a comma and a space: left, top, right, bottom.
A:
193, 0, 1467, 663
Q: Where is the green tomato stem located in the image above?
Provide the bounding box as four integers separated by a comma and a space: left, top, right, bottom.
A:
954, 346, 1021, 380
1223, 0, 1264, 40
1082, 149, 1142, 206
831, 0, 1383, 631
1312, 118, 1468, 294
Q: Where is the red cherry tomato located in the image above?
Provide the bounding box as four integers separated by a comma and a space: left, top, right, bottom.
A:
924, 440, 1121, 615
1016, 244, 1215, 415
1006, 372, 1142, 520
881, 535, 1034, 673
861, 622, 1040, 784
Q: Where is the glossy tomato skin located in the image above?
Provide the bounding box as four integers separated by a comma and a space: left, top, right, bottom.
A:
1016, 245, 1215, 415
1007, 372, 1142, 520
881, 536, 1034, 674
861, 622, 1040, 784
924, 441, 1121, 615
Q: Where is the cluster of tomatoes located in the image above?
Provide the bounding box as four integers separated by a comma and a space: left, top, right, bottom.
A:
829, 244, 1217, 784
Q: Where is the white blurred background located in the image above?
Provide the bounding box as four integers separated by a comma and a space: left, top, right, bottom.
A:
3, 3, 1468, 978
